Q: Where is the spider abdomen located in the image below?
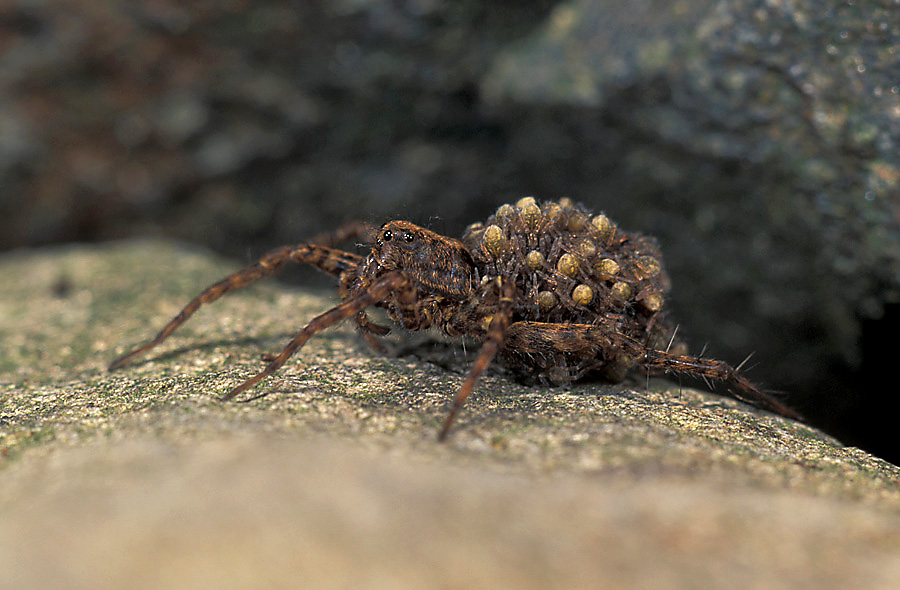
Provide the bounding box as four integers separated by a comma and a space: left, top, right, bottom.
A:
462, 198, 670, 332
453, 198, 677, 382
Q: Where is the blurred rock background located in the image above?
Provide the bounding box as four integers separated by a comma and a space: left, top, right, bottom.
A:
1, 0, 898, 464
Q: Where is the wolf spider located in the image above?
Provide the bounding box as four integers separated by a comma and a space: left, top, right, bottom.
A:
109, 198, 802, 439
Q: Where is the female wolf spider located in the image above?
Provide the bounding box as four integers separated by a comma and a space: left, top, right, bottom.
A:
109, 197, 801, 439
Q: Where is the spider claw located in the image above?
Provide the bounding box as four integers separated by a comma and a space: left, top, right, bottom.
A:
107, 357, 126, 372
229, 390, 269, 403
437, 410, 457, 442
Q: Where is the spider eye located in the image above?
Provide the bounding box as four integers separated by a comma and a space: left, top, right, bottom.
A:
402, 231, 414, 243
382, 230, 393, 242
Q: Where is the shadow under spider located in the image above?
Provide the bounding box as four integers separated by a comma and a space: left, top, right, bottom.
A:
117, 328, 361, 369
113, 326, 762, 435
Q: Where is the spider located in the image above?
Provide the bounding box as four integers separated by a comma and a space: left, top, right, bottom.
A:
109, 197, 802, 439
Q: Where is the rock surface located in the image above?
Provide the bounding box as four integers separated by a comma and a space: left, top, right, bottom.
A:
1, 241, 898, 589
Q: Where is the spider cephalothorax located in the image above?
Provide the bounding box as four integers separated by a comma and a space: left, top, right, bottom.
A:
109, 198, 802, 439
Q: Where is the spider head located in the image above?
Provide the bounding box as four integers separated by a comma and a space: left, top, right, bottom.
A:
375, 221, 420, 252
372, 220, 477, 298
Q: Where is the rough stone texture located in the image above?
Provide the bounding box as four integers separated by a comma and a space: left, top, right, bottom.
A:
1, 241, 898, 589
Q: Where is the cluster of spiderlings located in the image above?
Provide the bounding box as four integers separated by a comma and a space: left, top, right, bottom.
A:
461, 198, 672, 341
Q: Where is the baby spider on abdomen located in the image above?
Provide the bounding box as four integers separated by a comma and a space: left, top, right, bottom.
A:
108, 197, 803, 439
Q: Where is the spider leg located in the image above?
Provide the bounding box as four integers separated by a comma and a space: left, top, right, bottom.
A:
354, 310, 392, 354
222, 271, 408, 401
500, 319, 623, 381
108, 244, 363, 370
640, 349, 804, 420
499, 321, 803, 421
438, 277, 515, 441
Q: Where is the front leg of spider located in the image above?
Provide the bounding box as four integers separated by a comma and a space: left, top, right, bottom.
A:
107, 243, 363, 371
438, 277, 516, 441
366, 221, 501, 440
221, 271, 410, 401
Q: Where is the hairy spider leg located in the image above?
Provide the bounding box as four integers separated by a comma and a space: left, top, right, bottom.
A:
313, 221, 400, 346
221, 271, 409, 401
438, 277, 516, 441
640, 349, 804, 420
500, 318, 629, 381
309, 220, 391, 352
500, 322, 803, 421
354, 310, 392, 354
108, 244, 362, 370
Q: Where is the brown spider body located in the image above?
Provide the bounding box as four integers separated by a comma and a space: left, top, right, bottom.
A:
109, 198, 802, 439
